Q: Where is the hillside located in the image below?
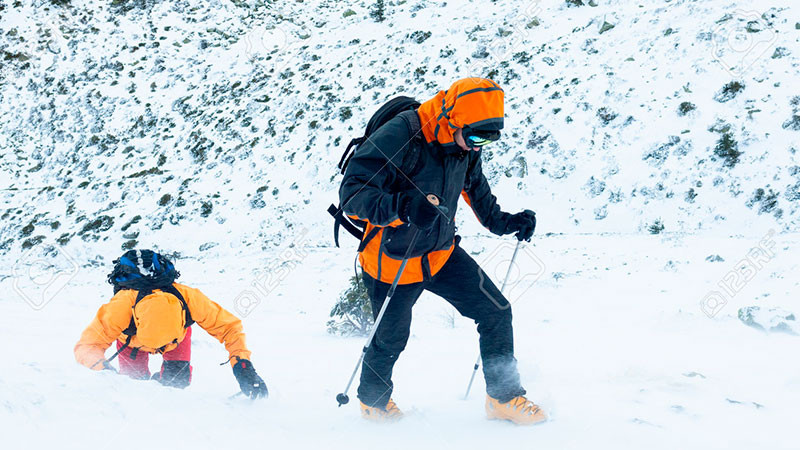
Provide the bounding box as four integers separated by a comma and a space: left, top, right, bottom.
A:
1, 0, 798, 264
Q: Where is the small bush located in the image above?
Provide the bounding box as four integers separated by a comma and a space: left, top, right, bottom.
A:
408, 31, 432, 44
643, 136, 680, 167
22, 236, 45, 250
597, 107, 618, 125
200, 201, 213, 218
771, 47, 789, 59
342, 9, 356, 18
685, 188, 698, 203
158, 194, 172, 206
327, 276, 373, 336
783, 116, 800, 131
713, 132, 741, 168
677, 102, 696, 116
714, 81, 745, 103
786, 182, 800, 201
584, 176, 606, 197
747, 188, 779, 215
339, 106, 352, 121
369, 0, 386, 22
648, 219, 665, 234
81, 215, 114, 233
783, 96, 800, 131
20, 222, 35, 237
111, 0, 159, 13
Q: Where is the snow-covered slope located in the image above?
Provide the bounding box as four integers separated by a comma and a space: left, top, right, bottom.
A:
2, 233, 799, 449
3, 1, 800, 448
2, 0, 799, 265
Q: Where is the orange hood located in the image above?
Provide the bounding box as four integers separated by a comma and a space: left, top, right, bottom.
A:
416, 77, 504, 145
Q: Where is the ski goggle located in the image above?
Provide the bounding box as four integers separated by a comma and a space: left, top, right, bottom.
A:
463, 127, 501, 148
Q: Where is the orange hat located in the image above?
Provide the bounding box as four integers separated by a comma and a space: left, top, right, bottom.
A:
133, 291, 186, 350
416, 77, 504, 145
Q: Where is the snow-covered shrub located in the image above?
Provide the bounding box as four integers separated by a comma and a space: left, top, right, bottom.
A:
782, 96, 800, 131
786, 181, 800, 202
327, 275, 373, 336
677, 102, 696, 116
370, 0, 386, 22
747, 188, 781, 217
738, 306, 798, 335
647, 219, 665, 234
713, 132, 741, 168
685, 188, 698, 203
584, 176, 606, 197
596, 107, 618, 126
643, 136, 681, 167
714, 81, 745, 103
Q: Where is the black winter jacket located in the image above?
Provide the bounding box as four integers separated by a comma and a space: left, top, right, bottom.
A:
339, 111, 512, 261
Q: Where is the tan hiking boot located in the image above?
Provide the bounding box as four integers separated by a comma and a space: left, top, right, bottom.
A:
360, 398, 404, 422
486, 395, 547, 425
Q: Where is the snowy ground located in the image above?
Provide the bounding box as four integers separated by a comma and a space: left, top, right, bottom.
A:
2, 231, 798, 450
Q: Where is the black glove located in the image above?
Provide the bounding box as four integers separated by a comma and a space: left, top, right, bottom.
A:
400, 191, 444, 230
232, 359, 268, 399
152, 360, 191, 389
504, 210, 536, 241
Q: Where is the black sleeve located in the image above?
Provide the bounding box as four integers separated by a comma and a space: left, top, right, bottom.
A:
339, 116, 412, 226
463, 151, 511, 236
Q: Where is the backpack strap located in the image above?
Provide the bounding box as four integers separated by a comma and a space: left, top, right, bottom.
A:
120, 288, 153, 337
103, 334, 133, 365
328, 204, 366, 247
104, 289, 149, 364
358, 226, 381, 253
161, 284, 194, 328
396, 110, 424, 179
338, 137, 365, 175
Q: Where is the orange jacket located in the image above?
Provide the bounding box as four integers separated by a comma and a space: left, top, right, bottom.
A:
75, 283, 251, 370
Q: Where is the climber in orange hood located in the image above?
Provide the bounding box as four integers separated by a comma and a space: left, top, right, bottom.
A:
339, 78, 544, 424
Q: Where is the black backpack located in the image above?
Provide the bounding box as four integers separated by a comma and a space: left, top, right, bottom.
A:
327, 96, 423, 248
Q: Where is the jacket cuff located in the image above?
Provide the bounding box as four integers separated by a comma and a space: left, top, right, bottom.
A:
229, 351, 252, 367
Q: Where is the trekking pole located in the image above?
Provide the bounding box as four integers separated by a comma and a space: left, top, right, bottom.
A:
335, 194, 442, 407
336, 227, 422, 407
463, 239, 522, 400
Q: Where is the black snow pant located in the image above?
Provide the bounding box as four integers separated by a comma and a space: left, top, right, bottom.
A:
357, 244, 526, 408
